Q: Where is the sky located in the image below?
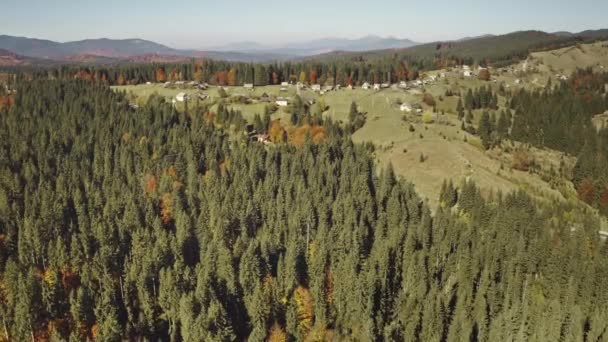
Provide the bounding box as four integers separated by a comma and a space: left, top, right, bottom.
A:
1, 0, 607, 49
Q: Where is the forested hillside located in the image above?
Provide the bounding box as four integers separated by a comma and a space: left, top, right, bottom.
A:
0, 80, 607, 341
507, 69, 608, 215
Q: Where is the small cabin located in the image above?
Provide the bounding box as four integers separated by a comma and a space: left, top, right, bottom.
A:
175, 92, 189, 102
400, 103, 412, 112
362, 82, 371, 90
244, 83, 254, 90
311, 84, 322, 92
276, 99, 289, 107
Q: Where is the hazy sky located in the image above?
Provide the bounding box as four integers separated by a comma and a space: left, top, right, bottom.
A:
1, 0, 606, 48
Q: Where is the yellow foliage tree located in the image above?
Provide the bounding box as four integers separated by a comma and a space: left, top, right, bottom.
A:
294, 286, 314, 337
267, 323, 287, 342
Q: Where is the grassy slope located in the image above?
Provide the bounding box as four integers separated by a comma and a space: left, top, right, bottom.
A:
112, 41, 608, 209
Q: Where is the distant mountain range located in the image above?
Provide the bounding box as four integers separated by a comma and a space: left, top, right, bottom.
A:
0, 29, 607, 66
0, 34, 420, 65
208, 35, 420, 56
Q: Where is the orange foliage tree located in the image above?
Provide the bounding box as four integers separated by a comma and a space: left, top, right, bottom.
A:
155, 67, 167, 82
144, 174, 158, 194
478, 68, 491, 81
577, 178, 596, 204
217, 71, 228, 86
309, 70, 317, 85
272, 72, 279, 85
289, 125, 327, 147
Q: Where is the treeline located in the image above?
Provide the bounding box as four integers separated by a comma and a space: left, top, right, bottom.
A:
14, 57, 428, 87
0, 80, 607, 341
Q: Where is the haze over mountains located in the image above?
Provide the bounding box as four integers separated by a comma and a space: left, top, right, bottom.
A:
208, 35, 420, 56
0, 29, 607, 65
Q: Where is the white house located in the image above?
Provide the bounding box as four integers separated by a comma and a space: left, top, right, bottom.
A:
175, 92, 189, 102
381, 83, 390, 88
373, 83, 381, 90
362, 82, 371, 90
276, 99, 289, 107
281, 81, 289, 86
463, 70, 473, 77
244, 83, 254, 90
311, 84, 322, 92
400, 103, 412, 112
399, 81, 408, 89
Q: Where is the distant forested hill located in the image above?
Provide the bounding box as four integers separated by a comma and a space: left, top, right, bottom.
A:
309, 30, 608, 68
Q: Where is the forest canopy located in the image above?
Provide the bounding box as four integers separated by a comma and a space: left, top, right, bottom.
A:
0, 80, 607, 341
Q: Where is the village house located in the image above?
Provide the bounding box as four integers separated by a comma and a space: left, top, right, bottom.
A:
197, 83, 208, 90
399, 81, 408, 89
244, 83, 254, 91
463, 70, 473, 77
255, 133, 270, 144
175, 92, 189, 102
400, 103, 412, 112
311, 84, 322, 92
163, 81, 172, 88
381, 83, 390, 89
260, 93, 271, 102
362, 82, 371, 90
281, 81, 289, 87
276, 98, 289, 107
373, 83, 381, 90
197, 93, 209, 100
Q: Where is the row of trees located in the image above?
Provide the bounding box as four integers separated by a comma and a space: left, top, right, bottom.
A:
11, 57, 428, 88
0, 79, 607, 341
